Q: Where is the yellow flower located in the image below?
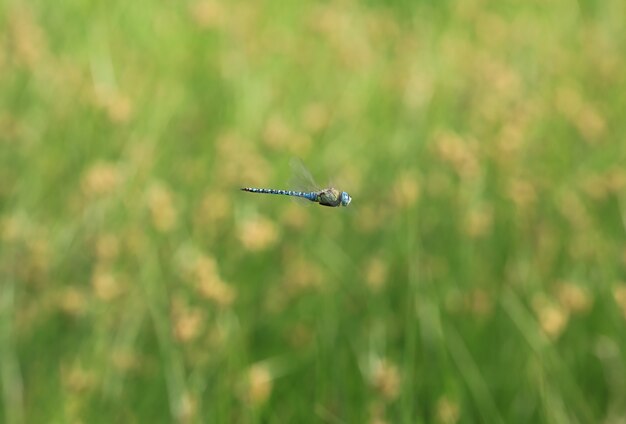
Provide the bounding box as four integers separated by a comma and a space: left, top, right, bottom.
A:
244, 364, 273, 406
189, 0, 225, 29
371, 359, 401, 402
392, 172, 420, 208
81, 162, 122, 197
436, 395, 460, 424
364, 256, 388, 292
172, 307, 205, 343
91, 269, 124, 301
533, 295, 569, 341
556, 282, 593, 314
95, 234, 120, 262
612, 283, 626, 319
146, 182, 178, 233
58, 287, 88, 316
238, 216, 279, 251
464, 206, 493, 238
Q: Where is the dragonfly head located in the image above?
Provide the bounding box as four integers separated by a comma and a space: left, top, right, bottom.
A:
340, 191, 352, 207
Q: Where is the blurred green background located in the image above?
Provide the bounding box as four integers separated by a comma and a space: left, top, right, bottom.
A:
1, 0, 626, 422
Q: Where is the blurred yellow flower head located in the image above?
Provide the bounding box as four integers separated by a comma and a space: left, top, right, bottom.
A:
238, 216, 279, 251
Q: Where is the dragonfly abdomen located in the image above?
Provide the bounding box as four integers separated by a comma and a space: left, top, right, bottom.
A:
241, 187, 317, 202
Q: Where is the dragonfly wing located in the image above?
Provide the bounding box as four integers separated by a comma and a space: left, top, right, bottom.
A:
289, 157, 320, 192
287, 158, 320, 206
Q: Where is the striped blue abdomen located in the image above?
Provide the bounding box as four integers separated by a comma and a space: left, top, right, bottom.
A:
241, 187, 317, 202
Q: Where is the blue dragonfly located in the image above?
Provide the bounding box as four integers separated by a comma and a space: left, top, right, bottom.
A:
241, 159, 352, 207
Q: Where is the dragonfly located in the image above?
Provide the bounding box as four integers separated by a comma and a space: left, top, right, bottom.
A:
241, 160, 352, 207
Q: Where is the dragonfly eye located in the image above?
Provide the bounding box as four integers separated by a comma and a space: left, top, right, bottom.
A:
341, 192, 352, 206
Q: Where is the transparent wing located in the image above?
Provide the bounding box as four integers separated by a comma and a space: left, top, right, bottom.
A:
289, 157, 320, 192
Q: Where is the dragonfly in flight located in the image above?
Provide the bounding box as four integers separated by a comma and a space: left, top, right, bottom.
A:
241, 160, 352, 208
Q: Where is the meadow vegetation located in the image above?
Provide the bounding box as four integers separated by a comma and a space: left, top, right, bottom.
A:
1, 0, 626, 422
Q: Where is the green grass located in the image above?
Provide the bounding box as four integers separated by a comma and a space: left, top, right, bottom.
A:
1, 0, 626, 422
